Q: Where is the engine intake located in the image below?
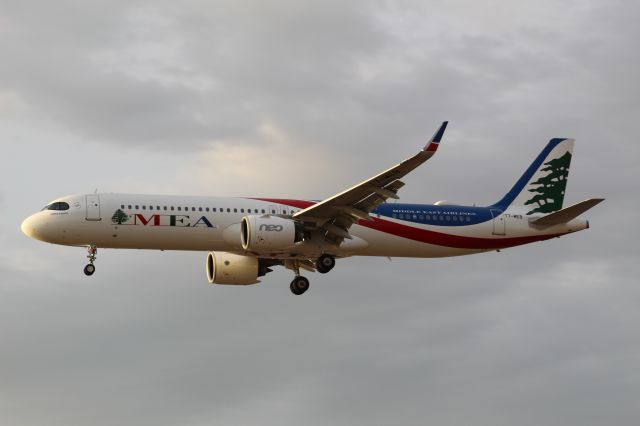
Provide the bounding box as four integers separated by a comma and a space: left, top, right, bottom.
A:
241, 215, 300, 252
206, 252, 260, 285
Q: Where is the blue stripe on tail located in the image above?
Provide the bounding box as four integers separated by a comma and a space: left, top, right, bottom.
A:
490, 138, 567, 210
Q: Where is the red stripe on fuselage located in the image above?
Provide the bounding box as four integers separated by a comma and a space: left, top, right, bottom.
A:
250, 198, 316, 209
360, 217, 562, 249
249, 198, 564, 250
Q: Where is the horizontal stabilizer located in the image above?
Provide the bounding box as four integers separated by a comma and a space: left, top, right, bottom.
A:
532, 198, 604, 226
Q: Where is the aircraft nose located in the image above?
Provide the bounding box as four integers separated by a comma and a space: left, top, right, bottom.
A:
21, 214, 44, 241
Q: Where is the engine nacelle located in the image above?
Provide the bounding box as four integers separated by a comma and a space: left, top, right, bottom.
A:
241, 215, 299, 252
206, 252, 259, 285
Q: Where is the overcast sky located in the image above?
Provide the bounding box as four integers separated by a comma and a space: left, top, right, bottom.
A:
1, 1, 639, 425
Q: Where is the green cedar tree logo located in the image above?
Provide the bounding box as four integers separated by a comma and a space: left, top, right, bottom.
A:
111, 209, 130, 225
524, 151, 572, 215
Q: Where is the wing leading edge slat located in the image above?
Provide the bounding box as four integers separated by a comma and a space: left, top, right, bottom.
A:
294, 121, 448, 246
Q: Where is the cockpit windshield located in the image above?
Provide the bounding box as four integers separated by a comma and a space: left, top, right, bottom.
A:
41, 202, 70, 211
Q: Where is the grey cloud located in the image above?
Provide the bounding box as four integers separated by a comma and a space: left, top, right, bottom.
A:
1, 1, 639, 425
2, 250, 638, 426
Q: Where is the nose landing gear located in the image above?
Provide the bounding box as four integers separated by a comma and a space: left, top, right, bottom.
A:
84, 245, 97, 276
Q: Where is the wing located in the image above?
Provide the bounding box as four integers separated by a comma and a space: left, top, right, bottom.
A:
293, 121, 448, 246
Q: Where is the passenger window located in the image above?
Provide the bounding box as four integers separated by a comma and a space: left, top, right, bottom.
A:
120, 204, 125, 209
240, 209, 244, 213
192, 207, 196, 212
399, 214, 404, 219
205, 208, 209, 212
199, 207, 203, 212
261, 209, 265, 214
233, 208, 237, 213
425, 215, 430, 220
466, 216, 471, 222
135, 205, 139, 210
212, 208, 217, 212
453, 216, 458, 221
163, 206, 167, 211
178, 207, 182, 211
128, 205, 132, 210
271, 210, 276, 214
419, 215, 424, 220
439, 215, 444, 221
446, 216, 451, 221
143, 205, 147, 210
170, 206, 175, 211
412, 214, 417, 219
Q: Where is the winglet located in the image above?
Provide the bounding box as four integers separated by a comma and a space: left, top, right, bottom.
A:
423, 121, 448, 152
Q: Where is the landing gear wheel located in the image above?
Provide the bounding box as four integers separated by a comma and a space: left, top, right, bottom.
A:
316, 254, 335, 274
84, 264, 96, 276
290, 276, 310, 295
84, 245, 98, 277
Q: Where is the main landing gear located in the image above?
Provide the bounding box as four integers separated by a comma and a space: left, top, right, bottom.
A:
290, 276, 310, 295
316, 254, 336, 274
84, 245, 97, 276
288, 261, 310, 295
287, 255, 336, 295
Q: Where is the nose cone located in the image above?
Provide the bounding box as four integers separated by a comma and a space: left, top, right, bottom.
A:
21, 214, 45, 241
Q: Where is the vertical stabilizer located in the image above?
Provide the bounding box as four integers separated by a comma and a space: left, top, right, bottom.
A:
492, 138, 574, 214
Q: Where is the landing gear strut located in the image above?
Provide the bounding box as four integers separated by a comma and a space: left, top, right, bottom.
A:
288, 261, 309, 295
84, 245, 97, 276
316, 254, 335, 274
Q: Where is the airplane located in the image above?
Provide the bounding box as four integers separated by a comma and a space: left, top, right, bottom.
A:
21, 122, 603, 295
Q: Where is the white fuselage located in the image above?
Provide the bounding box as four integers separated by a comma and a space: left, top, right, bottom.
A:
21, 193, 588, 259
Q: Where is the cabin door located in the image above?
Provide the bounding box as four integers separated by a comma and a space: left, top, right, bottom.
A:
85, 194, 102, 221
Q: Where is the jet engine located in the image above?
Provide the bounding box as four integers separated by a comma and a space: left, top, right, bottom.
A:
240, 215, 301, 252
206, 252, 260, 285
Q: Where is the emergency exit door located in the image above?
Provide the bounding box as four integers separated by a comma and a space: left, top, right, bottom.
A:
491, 209, 506, 236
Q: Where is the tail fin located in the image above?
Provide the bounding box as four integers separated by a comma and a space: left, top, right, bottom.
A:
491, 138, 574, 214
